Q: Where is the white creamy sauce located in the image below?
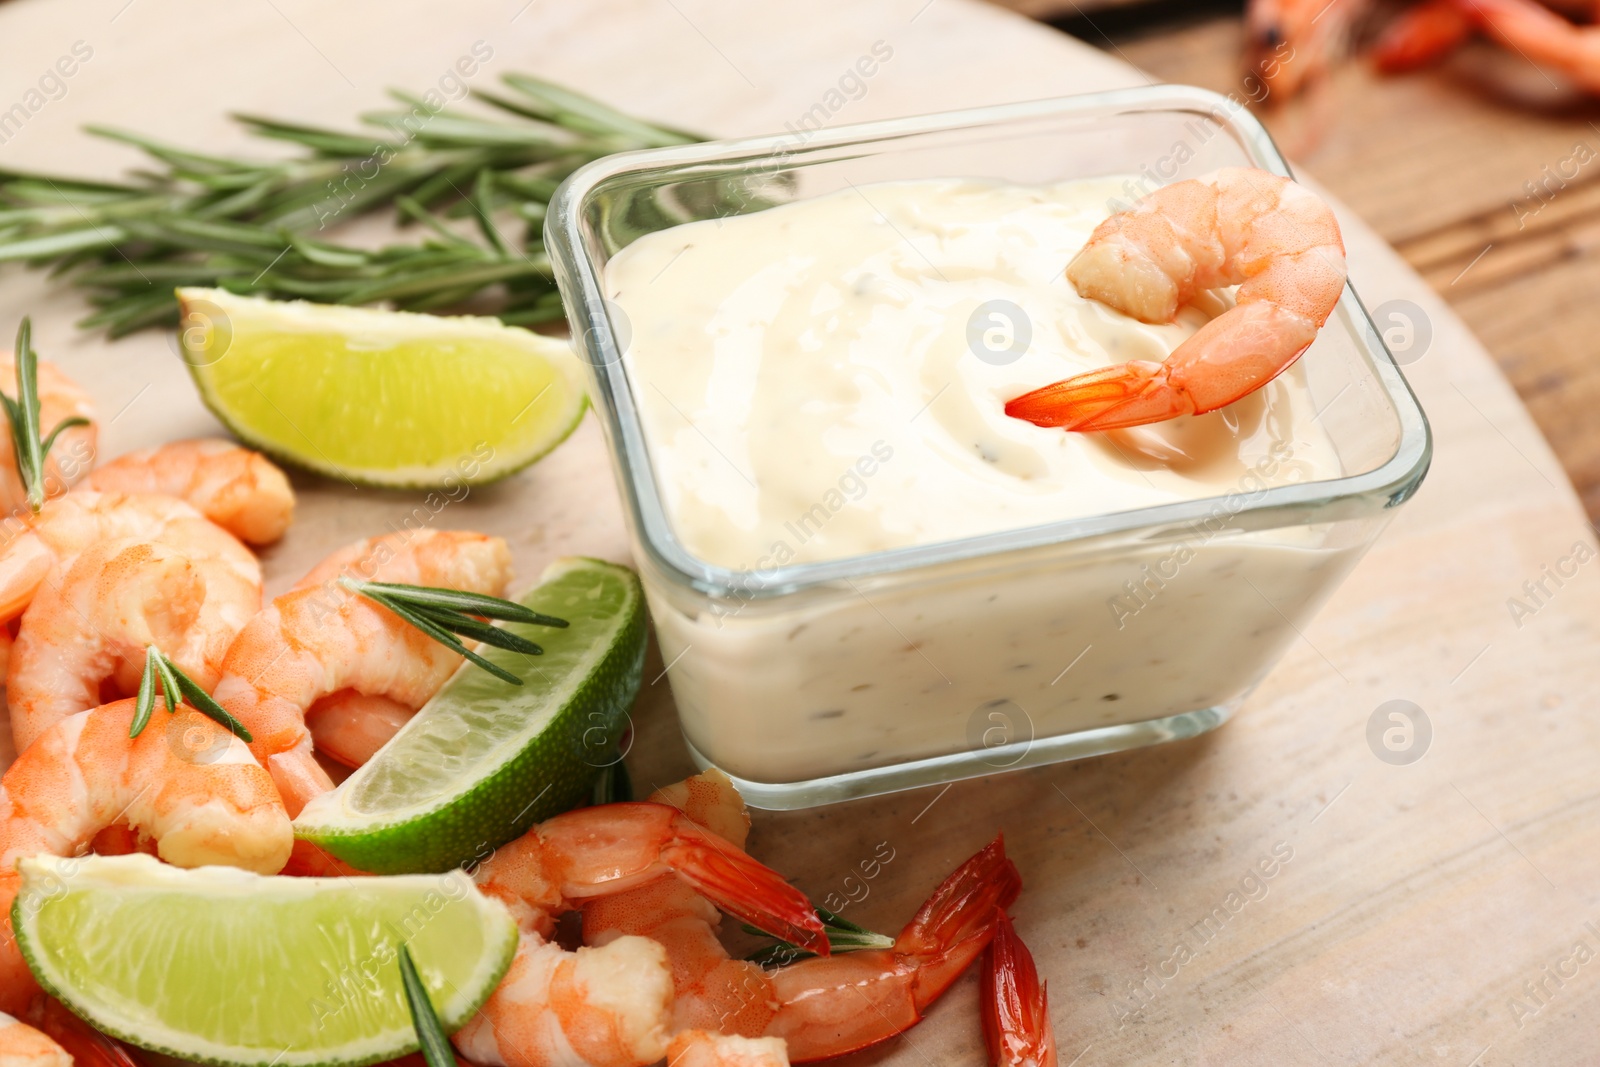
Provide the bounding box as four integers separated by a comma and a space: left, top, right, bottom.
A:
605, 177, 1363, 787
608, 177, 1344, 571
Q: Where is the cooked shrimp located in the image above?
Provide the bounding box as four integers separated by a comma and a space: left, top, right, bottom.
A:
7, 538, 260, 751
0, 698, 291, 1014
8, 1000, 142, 1067
305, 690, 418, 769
0, 491, 258, 625
667, 1031, 790, 1067
583, 772, 780, 1036
83, 438, 294, 545
982, 913, 1058, 1067
1006, 168, 1346, 432
584, 775, 1018, 1062
1245, 0, 1365, 98
0, 353, 96, 517
763, 836, 1018, 1061
213, 529, 511, 814
1449, 0, 1600, 90
453, 800, 827, 1067
0, 1013, 70, 1067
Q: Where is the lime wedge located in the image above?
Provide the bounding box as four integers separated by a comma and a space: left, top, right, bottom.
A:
13, 853, 517, 1067
296, 557, 646, 874
177, 288, 587, 488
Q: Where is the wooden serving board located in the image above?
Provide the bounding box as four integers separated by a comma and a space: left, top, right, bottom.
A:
1, 1, 1597, 1064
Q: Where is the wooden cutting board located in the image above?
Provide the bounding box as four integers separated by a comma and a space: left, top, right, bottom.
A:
1, 1, 1596, 1064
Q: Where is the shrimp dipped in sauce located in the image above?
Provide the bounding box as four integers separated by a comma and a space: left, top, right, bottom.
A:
1006, 167, 1346, 433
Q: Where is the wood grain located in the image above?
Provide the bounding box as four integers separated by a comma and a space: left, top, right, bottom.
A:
0, 2, 1595, 1065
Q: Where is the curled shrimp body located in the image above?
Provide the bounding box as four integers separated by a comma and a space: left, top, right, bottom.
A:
0, 491, 258, 626
582, 772, 781, 1036
0, 353, 96, 516
0, 1012, 70, 1067
213, 530, 512, 814
667, 1031, 789, 1067
764, 836, 1019, 1062
582, 775, 1028, 1063
450, 801, 827, 1067
7, 538, 261, 752
1006, 168, 1346, 432
0, 698, 291, 1014
83, 438, 295, 545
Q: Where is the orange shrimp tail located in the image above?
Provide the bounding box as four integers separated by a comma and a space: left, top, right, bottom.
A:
772, 835, 1020, 1063
1373, 0, 1474, 72
899, 833, 1022, 1005
1004, 361, 1186, 432
27, 998, 146, 1067
660, 824, 829, 957
982, 913, 1058, 1067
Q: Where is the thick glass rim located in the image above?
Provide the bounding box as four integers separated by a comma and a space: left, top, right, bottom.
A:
547, 84, 1433, 600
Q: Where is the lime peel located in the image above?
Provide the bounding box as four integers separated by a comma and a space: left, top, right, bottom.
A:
177, 288, 587, 489
295, 556, 647, 874
14, 853, 517, 1067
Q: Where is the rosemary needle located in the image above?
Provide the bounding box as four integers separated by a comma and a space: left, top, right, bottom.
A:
0, 317, 90, 512
129, 645, 252, 742
398, 945, 455, 1067
339, 577, 568, 686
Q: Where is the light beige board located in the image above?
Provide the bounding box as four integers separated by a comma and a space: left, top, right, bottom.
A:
0, 1, 1594, 1064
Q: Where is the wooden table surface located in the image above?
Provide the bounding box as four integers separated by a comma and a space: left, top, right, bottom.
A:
1, 2, 1598, 1065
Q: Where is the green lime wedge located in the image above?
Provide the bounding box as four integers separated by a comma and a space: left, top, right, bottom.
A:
13, 853, 517, 1067
177, 288, 587, 488
295, 557, 646, 874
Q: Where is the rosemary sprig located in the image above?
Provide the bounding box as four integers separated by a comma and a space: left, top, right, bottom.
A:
0, 318, 90, 511
0, 76, 702, 337
129, 644, 253, 742
339, 578, 567, 687
742, 905, 895, 968
398, 945, 455, 1067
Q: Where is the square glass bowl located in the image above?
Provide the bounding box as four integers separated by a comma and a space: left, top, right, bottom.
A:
546, 85, 1431, 809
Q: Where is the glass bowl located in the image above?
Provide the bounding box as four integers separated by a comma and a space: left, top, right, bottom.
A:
546, 84, 1431, 809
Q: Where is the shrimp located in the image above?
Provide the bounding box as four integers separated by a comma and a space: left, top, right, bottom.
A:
452, 800, 827, 1067
982, 913, 1058, 1067
7, 538, 260, 752
582, 772, 781, 1036
0, 698, 291, 1015
11, 1000, 144, 1067
585, 774, 1021, 1062
0, 353, 96, 517
762, 836, 1019, 1062
83, 439, 294, 545
0, 491, 258, 626
1006, 168, 1346, 432
212, 530, 512, 814
667, 1032, 789, 1067
1448, 0, 1600, 90
1245, 0, 1367, 99
0, 1013, 71, 1067
1371, 0, 1476, 72
305, 691, 418, 769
